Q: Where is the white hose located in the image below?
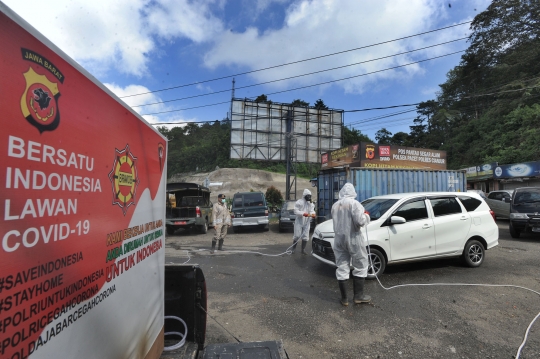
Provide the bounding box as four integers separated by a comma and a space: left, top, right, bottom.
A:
163, 316, 188, 351
363, 226, 539, 359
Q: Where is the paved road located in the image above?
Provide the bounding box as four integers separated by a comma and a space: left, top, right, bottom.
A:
165, 220, 540, 359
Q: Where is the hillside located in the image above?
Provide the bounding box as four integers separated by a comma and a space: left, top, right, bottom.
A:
168, 168, 317, 201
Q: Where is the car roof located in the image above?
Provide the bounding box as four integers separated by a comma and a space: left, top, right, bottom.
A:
491, 189, 514, 193
365, 192, 474, 200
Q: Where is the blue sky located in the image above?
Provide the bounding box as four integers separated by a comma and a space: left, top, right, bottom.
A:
4, 0, 491, 140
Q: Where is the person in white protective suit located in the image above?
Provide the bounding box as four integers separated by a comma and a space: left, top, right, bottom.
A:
331, 183, 371, 306
291, 189, 316, 254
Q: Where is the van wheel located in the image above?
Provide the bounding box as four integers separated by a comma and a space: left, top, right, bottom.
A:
199, 222, 208, 234
462, 239, 485, 267
167, 227, 176, 236
509, 222, 521, 238
367, 248, 386, 279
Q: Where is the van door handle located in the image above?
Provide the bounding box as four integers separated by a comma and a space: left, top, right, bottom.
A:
422, 224, 432, 229
460, 216, 469, 220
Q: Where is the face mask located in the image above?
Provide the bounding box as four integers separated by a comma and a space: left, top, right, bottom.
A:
221, 199, 226, 203
304, 195, 312, 202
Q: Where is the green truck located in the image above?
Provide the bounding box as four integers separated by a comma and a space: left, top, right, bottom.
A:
166, 183, 214, 235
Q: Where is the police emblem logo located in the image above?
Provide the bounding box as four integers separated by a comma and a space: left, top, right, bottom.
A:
108, 145, 140, 215
366, 144, 375, 160
20, 49, 64, 133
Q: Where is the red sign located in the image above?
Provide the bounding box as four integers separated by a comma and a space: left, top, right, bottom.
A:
379, 146, 390, 157
1, 7, 166, 359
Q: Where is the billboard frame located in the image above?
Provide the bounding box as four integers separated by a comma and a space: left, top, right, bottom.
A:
229, 98, 344, 164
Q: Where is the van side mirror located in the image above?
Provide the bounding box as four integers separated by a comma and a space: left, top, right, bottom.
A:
503, 198, 510, 203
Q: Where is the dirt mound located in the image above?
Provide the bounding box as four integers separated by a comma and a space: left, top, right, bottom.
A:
168, 168, 316, 201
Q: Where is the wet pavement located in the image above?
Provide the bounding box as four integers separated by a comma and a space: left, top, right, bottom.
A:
165, 220, 540, 359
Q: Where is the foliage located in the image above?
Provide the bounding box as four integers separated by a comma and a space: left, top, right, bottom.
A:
265, 186, 283, 208
291, 99, 309, 107
255, 94, 271, 103
371, 0, 540, 169
342, 126, 373, 146
314, 99, 329, 110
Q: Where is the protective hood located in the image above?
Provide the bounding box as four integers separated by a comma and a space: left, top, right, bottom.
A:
339, 183, 357, 200
303, 189, 312, 197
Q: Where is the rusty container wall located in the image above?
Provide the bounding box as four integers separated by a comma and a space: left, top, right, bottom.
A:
316, 168, 467, 222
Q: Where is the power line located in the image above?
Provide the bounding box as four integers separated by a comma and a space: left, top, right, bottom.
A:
141, 50, 464, 116
133, 38, 467, 108
122, 21, 472, 98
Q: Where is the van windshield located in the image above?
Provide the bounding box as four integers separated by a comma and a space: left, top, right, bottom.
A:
514, 189, 540, 205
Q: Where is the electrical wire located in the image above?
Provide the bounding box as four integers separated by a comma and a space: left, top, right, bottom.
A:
141, 50, 464, 116
121, 21, 472, 98
133, 38, 467, 108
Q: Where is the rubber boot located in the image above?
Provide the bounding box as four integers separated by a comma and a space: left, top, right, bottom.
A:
353, 276, 371, 304
210, 240, 216, 254
338, 280, 349, 306
291, 239, 298, 253
218, 239, 224, 251
301, 240, 308, 255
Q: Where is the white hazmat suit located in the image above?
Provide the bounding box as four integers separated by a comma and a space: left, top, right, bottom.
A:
331, 183, 371, 281
291, 189, 316, 253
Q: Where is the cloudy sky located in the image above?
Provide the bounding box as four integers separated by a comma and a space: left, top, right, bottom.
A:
3, 0, 491, 139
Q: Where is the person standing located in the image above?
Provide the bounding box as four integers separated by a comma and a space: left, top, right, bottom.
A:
291, 189, 316, 255
331, 183, 371, 306
211, 194, 231, 254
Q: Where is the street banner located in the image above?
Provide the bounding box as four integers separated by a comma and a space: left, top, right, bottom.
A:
321, 142, 447, 170
494, 161, 540, 179
1, 4, 166, 359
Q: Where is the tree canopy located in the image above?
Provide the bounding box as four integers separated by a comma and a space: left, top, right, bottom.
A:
370, 0, 540, 168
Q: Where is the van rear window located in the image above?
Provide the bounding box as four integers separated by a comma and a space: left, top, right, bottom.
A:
458, 196, 482, 212
234, 193, 265, 207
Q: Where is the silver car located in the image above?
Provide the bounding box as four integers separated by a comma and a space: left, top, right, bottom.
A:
485, 190, 514, 219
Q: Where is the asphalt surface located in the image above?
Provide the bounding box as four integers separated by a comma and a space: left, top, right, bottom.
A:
165, 220, 540, 359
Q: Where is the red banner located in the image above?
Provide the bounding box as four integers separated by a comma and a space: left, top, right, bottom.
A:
1, 7, 166, 358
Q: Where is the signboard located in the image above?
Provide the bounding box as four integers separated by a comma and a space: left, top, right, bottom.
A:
321, 142, 447, 170
494, 161, 540, 179
230, 99, 343, 163
1, 5, 166, 359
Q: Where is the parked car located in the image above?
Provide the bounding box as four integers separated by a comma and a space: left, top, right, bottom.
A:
509, 187, 540, 238
231, 191, 269, 232
311, 192, 498, 278
485, 189, 514, 219
166, 183, 213, 235
467, 189, 487, 200
278, 199, 315, 232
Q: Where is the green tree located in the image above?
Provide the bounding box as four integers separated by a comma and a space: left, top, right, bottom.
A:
255, 94, 271, 103
291, 99, 309, 107
313, 99, 328, 110
342, 126, 373, 146
265, 186, 284, 210
375, 128, 392, 145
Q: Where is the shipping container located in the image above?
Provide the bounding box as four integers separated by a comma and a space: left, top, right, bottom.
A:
316, 167, 467, 222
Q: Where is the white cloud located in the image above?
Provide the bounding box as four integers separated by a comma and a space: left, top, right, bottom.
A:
104, 83, 197, 129
203, 0, 472, 95
146, 0, 224, 42
3, 0, 224, 77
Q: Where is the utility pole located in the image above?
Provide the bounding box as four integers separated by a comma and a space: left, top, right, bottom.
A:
285, 110, 297, 200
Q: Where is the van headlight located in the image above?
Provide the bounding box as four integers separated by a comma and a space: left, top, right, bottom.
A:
510, 213, 528, 219
313, 229, 321, 238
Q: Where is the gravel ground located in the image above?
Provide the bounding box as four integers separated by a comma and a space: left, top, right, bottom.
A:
165, 219, 540, 359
